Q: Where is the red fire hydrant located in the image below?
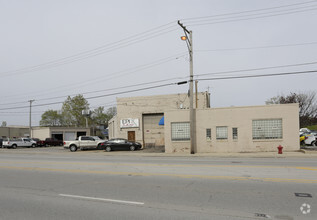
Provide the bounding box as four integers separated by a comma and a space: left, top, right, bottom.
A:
277, 145, 283, 154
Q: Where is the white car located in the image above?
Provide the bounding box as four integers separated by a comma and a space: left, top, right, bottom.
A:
3, 137, 37, 149
63, 136, 105, 152
300, 128, 311, 135
304, 133, 317, 146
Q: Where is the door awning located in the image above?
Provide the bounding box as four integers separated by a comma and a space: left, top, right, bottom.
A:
158, 116, 164, 125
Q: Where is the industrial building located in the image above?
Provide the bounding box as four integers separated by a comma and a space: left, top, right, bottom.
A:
1, 126, 90, 141
108, 92, 299, 153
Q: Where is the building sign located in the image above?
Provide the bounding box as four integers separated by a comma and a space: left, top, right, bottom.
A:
120, 118, 139, 128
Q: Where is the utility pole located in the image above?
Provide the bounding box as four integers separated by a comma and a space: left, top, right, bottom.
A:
28, 99, 35, 138
178, 21, 196, 154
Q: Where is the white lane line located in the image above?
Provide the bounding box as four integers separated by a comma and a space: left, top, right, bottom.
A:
59, 194, 144, 205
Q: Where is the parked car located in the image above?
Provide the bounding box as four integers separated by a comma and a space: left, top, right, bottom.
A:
31, 138, 42, 147
299, 128, 311, 135
103, 138, 142, 152
303, 133, 317, 146
2, 137, 37, 149
38, 138, 64, 147
64, 136, 105, 152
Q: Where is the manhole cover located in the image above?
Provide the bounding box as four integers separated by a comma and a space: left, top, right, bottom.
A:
295, 193, 312, 198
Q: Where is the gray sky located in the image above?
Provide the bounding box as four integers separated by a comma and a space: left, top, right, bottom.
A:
1, 0, 317, 126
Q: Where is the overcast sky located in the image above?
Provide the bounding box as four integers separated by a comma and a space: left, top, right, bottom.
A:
1, 0, 317, 126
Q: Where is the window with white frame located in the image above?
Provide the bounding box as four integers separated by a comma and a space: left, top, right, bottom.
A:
171, 122, 190, 141
206, 128, 211, 140
252, 119, 282, 139
232, 128, 238, 140
216, 126, 228, 140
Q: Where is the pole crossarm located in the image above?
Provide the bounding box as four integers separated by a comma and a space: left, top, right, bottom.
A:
177, 20, 190, 34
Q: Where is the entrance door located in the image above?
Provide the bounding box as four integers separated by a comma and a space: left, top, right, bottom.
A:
128, 131, 135, 142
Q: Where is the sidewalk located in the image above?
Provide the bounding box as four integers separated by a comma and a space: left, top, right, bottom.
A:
99, 149, 317, 158
2, 147, 317, 158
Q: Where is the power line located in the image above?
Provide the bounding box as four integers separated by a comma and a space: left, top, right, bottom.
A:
0, 74, 188, 107
0, 22, 178, 77
182, 0, 317, 21
195, 41, 317, 52
195, 60, 317, 77
197, 69, 317, 81
185, 4, 317, 24
1, 69, 316, 111
0, 52, 187, 103
0, 82, 177, 111
1, 59, 317, 107
185, 7, 317, 27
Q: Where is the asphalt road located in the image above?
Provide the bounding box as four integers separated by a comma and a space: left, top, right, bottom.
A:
0, 148, 316, 220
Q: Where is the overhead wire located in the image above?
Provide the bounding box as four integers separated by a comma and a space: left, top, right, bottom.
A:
195, 41, 317, 52
2, 2, 317, 112
0, 82, 178, 111
197, 70, 317, 81
0, 52, 187, 103
182, 0, 317, 21
181, 1, 317, 26
185, 7, 317, 27
1, 69, 317, 111
0, 22, 178, 77
4, 2, 316, 77
1, 59, 317, 107
195, 60, 317, 77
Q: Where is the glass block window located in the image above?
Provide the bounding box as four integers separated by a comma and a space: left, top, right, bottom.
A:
252, 119, 282, 139
206, 128, 211, 140
232, 128, 238, 140
171, 122, 190, 141
216, 126, 228, 139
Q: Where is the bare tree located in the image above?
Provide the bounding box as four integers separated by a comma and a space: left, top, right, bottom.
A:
266, 91, 317, 127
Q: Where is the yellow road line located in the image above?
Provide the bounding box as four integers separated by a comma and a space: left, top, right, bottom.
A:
0, 165, 316, 184
0, 160, 316, 171
296, 167, 317, 171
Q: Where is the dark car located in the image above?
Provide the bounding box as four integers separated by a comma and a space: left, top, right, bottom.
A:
42, 138, 64, 147
103, 138, 142, 152
31, 138, 42, 147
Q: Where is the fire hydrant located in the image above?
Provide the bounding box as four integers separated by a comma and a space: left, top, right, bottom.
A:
277, 145, 283, 154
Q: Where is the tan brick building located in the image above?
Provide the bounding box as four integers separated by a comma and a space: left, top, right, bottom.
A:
109, 93, 299, 153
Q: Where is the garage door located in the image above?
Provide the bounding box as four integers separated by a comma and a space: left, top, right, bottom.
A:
143, 113, 164, 151
64, 132, 76, 141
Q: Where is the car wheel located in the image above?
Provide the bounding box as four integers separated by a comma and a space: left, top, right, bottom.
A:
312, 141, 317, 146
130, 145, 135, 151
105, 146, 111, 152
70, 145, 77, 152
12, 144, 17, 149
31, 144, 36, 148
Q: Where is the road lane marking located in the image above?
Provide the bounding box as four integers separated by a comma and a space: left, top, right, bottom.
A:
1, 160, 317, 171
59, 194, 144, 205
296, 167, 317, 171
0, 165, 317, 184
